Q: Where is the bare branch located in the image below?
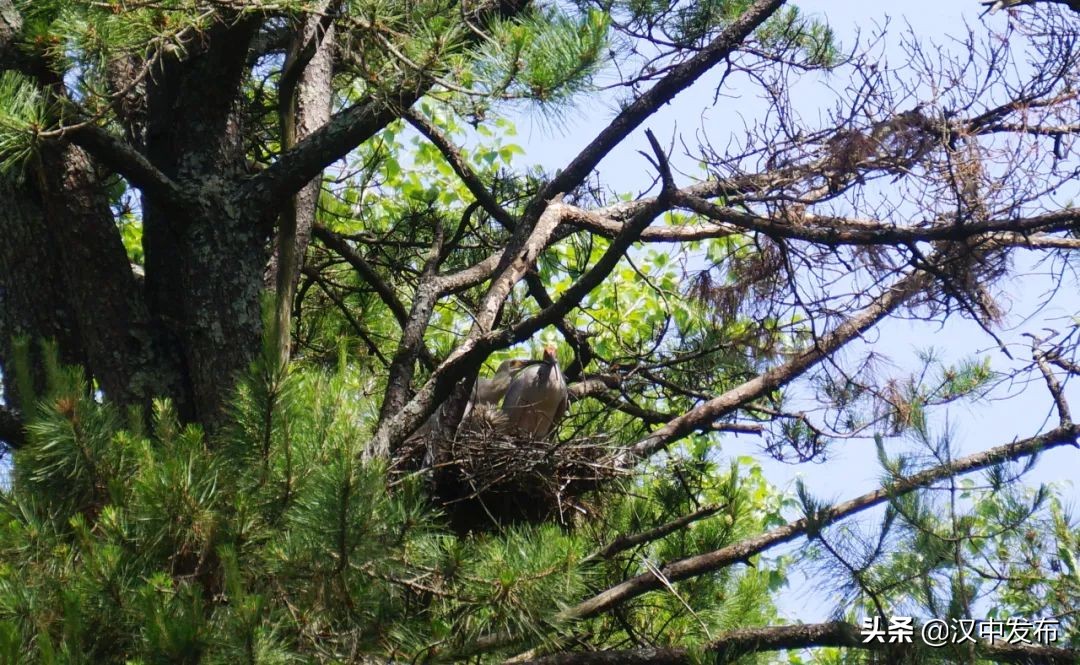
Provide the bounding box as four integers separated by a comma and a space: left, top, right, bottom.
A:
673, 190, 1080, 248
532, 0, 785, 210
66, 124, 189, 208
1029, 335, 1072, 426
563, 424, 1080, 622
365, 198, 568, 458
313, 225, 410, 329
518, 621, 1080, 665
403, 108, 516, 229
626, 267, 929, 460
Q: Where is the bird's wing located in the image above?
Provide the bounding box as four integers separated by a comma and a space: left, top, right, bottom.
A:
500, 370, 527, 414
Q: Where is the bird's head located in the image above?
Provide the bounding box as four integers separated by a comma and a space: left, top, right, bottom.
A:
495, 358, 531, 374
541, 343, 559, 365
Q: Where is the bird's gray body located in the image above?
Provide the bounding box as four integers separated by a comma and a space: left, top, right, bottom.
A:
413, 359, 525, 438
500, 348, 568, 438
413, 358, 527, 467
461, 359, 527, 422
472, 361, 519, 405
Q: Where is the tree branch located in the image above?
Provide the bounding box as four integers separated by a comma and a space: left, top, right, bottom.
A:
242, 93, 418, 217
403, 108, 516, 229
66, 123, 189, 208
313, 225, 410, 328
524, 273, 593, 381
364, 197, 568, 458
239, 0, 529, 216
625, 267, 929, 461
505, 133, 673, 346
271, 1, 340, 367
367, 134, 676, 458
584, 503, 727, 563
561, 423, 1080, 622
530, 0, 784, 214
674, 190, 1080, 247
518, 621, 1080, 665
464, 423, 1080, 660
302, 266, 391, 367
1030, 335, 1071, 426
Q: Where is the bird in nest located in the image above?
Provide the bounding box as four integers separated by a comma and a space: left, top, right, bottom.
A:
466, 358, 533, 412
500, 343, 569, 439
457, 358, 532, 433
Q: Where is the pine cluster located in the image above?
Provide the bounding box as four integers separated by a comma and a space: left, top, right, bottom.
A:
0, 341, 775, 663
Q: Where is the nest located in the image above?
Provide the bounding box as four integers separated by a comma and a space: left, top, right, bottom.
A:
391, 405, 624, 532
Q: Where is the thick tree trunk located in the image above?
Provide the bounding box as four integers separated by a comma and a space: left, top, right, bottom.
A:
1, 2, 190, 427
141, 17, 265, 426
35, 144, 186, 408
0, 148, 188, 447
0, 177, 86, 409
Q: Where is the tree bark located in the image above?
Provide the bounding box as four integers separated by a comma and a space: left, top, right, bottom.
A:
269, 7, 337, 365
0, 176, 86, 411
141, 16, 264, 424
34, 144, 185, 408
0, 0, 20, 62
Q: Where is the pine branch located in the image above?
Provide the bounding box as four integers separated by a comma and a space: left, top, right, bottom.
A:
473, 0, 782, 357
365, 197, 568, 458
674, 190, 1080, 247
517, 621, 1080, 664
527, 0, 784, 218
239, 0, 530, 217
403, 108, 516, 229
312, 225, 410, 328
368, 134, 673, 458
1029, 335, 1072, 426
312, 224, 436, 371
584, 503, 727, 563
625, 264, 929, 461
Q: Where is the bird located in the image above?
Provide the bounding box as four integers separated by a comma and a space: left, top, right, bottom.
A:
500, 343, 568, 439
471, 358, 532, 406
410, 358, 528, 443
459, 358, 531, 423
979, 0, 1027, 15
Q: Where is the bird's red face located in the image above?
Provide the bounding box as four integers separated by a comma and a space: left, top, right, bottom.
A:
542, 344, 558, 364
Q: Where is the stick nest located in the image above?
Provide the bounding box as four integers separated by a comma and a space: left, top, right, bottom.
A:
391, 405, 624, 531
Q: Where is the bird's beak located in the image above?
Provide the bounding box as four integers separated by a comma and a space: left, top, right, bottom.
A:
542, 344, 558, 364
